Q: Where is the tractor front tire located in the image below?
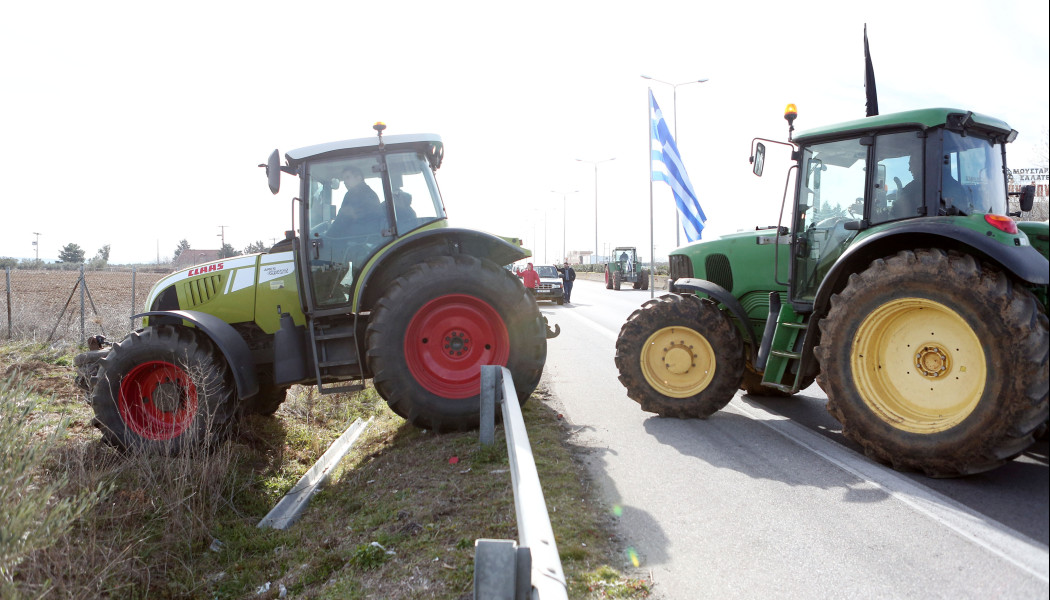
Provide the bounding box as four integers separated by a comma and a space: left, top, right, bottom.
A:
615, 294, 744, 418
366, 255, 547, 432
640, 270, 650, 290
613, 271, 622, 291
90, 325, 238, 452
816, 249, 1049, 477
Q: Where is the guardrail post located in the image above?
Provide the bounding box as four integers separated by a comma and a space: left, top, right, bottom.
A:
480, 365, 497, 447
473, 539, 517, 599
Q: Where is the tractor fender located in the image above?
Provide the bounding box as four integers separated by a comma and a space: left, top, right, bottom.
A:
813, 221, 1050, 319
134, 310, 260, 400
671, 278, 760, 360
354, 228, 529, 310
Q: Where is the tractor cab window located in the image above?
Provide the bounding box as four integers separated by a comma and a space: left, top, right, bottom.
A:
870, 132, 924, 224
385, 151, 446, 234
941, 132, 1007, 216
306, 155, 389, 306
793, 138, 865, 301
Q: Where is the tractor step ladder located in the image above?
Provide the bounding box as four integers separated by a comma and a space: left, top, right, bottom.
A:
308, 317, 366, 395
761, 303, 809, 393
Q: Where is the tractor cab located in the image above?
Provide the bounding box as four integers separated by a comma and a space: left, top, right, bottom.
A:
755, 108, 1031, 307
280, 125, 448, 309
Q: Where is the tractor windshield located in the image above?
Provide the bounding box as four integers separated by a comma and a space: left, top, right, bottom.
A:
941, 131, 1008, 216
385, 151, 446, 233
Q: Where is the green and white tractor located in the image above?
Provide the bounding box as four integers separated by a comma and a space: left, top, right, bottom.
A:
77, 123, 554, 451
615, 106, 1048, 477
605, 246, 650, 291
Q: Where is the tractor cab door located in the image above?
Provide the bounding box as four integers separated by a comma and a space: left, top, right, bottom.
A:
791, 132, 926, 305
791, 138, 866, 303
303, 154, 391, 308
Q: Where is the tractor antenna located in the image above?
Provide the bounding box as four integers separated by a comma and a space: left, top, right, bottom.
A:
373, 121, 387, 150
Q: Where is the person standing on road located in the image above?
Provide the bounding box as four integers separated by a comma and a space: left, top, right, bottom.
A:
557, 261, 576, 303
518, 262, 540, 294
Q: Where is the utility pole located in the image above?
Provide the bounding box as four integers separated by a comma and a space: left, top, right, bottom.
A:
32, 232, 41, 262
218, 225, 228, 257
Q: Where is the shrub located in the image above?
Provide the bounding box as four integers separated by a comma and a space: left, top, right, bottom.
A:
0, 378, 101, 592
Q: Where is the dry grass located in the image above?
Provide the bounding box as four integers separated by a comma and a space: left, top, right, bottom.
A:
1, 342, 653, 599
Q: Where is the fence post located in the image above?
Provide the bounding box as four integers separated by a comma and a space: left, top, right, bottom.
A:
5, 267, 10, 339
80, 263, 85, 345
131, 266, 137, 330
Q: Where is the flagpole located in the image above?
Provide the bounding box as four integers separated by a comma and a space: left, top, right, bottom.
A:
648, 88, 656, 298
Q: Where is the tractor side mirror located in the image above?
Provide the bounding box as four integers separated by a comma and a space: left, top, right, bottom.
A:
1019, 184, 1035, 212
265, 149, 281, 195
751, 142, 766, 177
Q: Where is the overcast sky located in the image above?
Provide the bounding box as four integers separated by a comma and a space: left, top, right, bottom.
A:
2, 0, 1047, 265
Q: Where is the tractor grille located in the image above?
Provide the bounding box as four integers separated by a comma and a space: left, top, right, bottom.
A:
183, 275, 224, 306
668, 254, 693, 279
704, 254, 733, 293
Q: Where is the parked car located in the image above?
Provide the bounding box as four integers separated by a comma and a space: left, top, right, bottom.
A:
532, 265, 564, 304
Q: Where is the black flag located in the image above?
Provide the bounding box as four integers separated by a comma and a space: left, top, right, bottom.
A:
864, 24, 879, 117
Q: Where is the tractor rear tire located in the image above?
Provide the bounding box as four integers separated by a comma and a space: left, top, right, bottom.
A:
90, 325, 237, 452
615, 294, 744, 418
366, 255, 547, 432
605, 267, 613, 289
816, 249, 1049, 477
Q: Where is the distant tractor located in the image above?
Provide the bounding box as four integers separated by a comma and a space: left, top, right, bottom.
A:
605, 247, 650, 291
615, 106, 1048, 477
77, 123, 555, 451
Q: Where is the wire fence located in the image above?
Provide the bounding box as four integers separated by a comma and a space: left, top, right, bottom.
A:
3, 266, 170, 345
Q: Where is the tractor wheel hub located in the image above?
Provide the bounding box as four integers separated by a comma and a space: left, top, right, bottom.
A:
151, 380, 182, 413
915, 344, 951, 378
663, 344, 696, 375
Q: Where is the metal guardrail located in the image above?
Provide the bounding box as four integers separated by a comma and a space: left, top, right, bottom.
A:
475, 365, 567, 600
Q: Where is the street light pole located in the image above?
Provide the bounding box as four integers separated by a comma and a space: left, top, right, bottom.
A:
575, 158, 615, 265
641, 75, 708, 247
551, 189, 578, 262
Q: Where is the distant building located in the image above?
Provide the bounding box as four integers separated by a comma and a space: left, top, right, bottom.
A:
172, 249, 222, 272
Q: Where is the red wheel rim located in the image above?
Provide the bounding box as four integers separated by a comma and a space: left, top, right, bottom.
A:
404, 294, 510, 399
118, 361, 199, 440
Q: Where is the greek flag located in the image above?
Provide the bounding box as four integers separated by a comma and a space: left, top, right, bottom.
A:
650, 89, 706, 241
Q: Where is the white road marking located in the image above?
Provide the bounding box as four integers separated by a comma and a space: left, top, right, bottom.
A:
731, 397, 1050, 583
546, 307, 618, 342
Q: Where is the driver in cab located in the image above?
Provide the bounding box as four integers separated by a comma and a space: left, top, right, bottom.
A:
329, 166, 382, 237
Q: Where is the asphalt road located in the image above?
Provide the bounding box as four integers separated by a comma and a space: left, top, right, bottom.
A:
537, 279, 1049, 599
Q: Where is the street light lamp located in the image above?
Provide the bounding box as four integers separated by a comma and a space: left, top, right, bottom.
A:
551, 189, 579, 263
575, 157, 615, 265
641, 75, 708, 247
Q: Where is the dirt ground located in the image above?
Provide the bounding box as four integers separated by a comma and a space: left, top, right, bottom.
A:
2, 269, 169, 344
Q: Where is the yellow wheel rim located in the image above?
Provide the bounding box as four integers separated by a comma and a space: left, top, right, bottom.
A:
640, 326, 716, 398
852, 297, 985, 434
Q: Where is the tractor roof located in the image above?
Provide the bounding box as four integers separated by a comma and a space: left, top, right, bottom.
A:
793, 108, 1014, 144
285, 133, 442, 166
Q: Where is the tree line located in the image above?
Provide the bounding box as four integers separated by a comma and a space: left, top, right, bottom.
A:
1, 240, 271, 270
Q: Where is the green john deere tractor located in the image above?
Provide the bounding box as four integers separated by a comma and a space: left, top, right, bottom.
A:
77, 123, 555, 451
615, 106, 1049, 477
605, 247, 650, 291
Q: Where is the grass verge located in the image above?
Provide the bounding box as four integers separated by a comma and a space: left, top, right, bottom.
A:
1, 341, 652, 598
